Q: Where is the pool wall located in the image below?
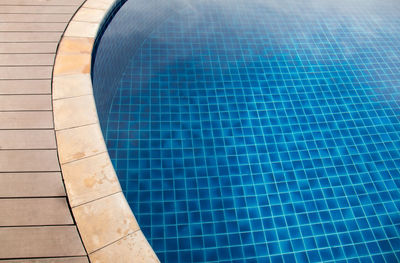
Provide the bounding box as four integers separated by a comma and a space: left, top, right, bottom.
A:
91, 0, 188, 133
52, 0, 159, 261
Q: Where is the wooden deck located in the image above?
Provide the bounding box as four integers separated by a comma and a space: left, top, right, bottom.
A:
0, 0, 89, 261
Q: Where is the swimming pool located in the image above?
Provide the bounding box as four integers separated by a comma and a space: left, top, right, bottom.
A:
92, 0, 400, 262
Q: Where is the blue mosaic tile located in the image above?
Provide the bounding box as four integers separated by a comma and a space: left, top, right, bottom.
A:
95, 0, 400, 262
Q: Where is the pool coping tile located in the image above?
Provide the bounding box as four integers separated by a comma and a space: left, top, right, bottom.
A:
73, 8, 107, 23
82, 0, 118, 10
52, 0, 160, 261
72, 192, 139, 254
53, 53, 91, 76
56, 123, 107, 164
53, 94, 98, 130
89, 230, 159, 263
62, 152, 121, 208
63, 21, 99, 38
53, 74, 92, 100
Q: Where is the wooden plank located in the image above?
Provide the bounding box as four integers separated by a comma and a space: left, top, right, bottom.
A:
0, 23, 66, 32
0, 0, 84, 5
0, 172, 65, 197
0, 257, 89, 263
0, 54, 54, 66
0, 32, 62, 42
0, 0, 89, 261
0, 14, 71, 22
0, 150, 60, 172
0, 226, 86, 258
0, 6, 78, 14
0, 129, 56, 149
0, 43, 57, 53
0, 66, 52, 79
0, 111, 53, 129
0, 80, 50, 94
0, 95, 52, 111
0, 198, 73, 226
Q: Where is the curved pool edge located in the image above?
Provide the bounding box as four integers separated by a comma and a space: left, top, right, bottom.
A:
52, 0, 160, 262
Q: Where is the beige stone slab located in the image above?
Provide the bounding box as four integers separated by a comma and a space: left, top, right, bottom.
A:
83, 0, 116, 10
0, 226, 86, 258
0, 0, 84, 5
0, 79, 50, 94
58, 37, 94, 54
0, 23, 66, 32
0, 6, 78, 14
0, 14, 71, 23
73, 192, 139, 253
0, 95, 51, 110
0, 66, 52, 80
73, 8, 106, 23
90, 231, 159, 263
53, 74, 92, 99
0, 129, 56, 149
54, 95, 98, 130
56, 123, 106, 164
0, 198, 73, 226
63, 21, 99, 38
0, 54, 54, 66
62, 152, 121, 207
0, 32, 62, 42
0, 257, 89, 263
0, 172, 65, 197
0, 43, 57, 54
0, 150, 59, 172
0, 111, 53, 129
54, 54, 91, 76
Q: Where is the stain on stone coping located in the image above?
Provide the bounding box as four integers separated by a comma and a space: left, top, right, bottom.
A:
52, 0, 160, 262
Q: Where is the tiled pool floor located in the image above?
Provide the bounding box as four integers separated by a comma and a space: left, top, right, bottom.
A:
98, 0, 400, 262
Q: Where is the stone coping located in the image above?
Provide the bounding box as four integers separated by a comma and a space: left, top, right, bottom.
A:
52, 0, 159, 262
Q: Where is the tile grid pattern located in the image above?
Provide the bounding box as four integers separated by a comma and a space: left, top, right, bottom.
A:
103, 0, 400, 262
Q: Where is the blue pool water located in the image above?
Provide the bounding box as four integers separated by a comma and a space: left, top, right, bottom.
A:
92, 0, 400, 262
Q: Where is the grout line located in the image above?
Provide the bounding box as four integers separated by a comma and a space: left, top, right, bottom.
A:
60, 150, 107, 165
71, 190, 122, 209
55, 121, 99, 132
88, 229, 141, 255
53, 93, 93, 101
